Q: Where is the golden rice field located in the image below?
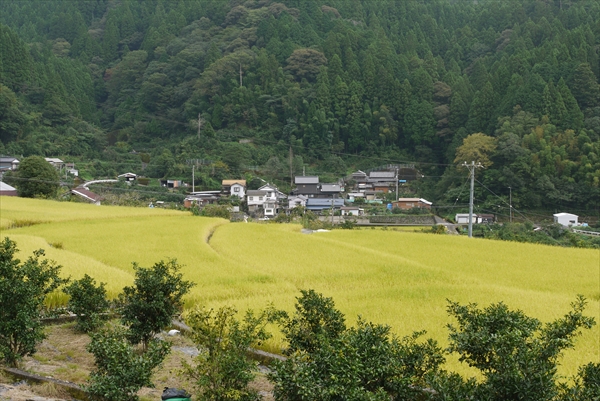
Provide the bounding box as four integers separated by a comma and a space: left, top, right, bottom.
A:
1, 196, 599, 378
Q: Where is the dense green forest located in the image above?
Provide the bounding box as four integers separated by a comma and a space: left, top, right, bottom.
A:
0, 0, 599, 215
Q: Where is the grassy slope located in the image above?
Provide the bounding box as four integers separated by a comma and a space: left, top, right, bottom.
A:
1, 197, 598, 378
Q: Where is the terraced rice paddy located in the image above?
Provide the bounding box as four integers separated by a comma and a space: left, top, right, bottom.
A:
1, 196, 598, 378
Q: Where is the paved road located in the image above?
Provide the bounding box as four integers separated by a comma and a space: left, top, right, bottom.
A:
434, 216, 459, 234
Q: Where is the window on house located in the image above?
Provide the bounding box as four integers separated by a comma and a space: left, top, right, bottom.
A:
234, 187, 240, 192
249, 196, 253, 201
259, 196, 263, 201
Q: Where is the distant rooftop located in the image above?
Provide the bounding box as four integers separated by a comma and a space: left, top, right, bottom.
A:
295, 176, 319, 184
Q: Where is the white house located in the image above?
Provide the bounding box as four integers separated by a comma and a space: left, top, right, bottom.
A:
247, 184, 286, 217
340, 206, 364, 216
455, 213, 495, 224
288, 194, 308, 209
455, 214, 471, 224
247, 190, 267, 212
222, 179, 246, 198
553, 212, 578, 227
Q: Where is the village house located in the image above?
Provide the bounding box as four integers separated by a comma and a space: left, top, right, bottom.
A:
392, 198, 432, 210
553, 212, 578, 227
347, 192, 365, 202
221, 179, 246, 198
71, 187, 102, 205
340, 206, 364, 216
160, 179, 185, 188
0, 156, 19, 172
306, 198, 345, 212
247, 183, 286, 217
368, 171, 396, 188
0, 181, 18, 196
45, 157, 64, 169
184, 191, 221, 208
288, 194, 308, 209
455, 213, 496, 224
318, 183, 343, 199
118, 172, 138, 182
247, 190, 267, 213
292, 176, 320, 197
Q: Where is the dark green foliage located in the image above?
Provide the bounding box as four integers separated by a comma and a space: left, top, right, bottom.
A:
9, 156, 60, 198
0, 237, 66, 366
472, 222, 600, 249
86, 328, 170, 401
274, 289, 346, 355
1, 1, 600, 212
183, 306, 271, 401
442, 296, 596, 401
63, 274, 110, 333
270, 290, 444, 401
120, 259, 194, 348
196, 204, 231, 220
560, 362, 600, 401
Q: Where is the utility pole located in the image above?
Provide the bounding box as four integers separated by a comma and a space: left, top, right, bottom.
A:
289, 146, 293, 187
395, 166, 399, 202
509, 186, 512, 223
462, 161, 483, 238
192, 164, 195, 193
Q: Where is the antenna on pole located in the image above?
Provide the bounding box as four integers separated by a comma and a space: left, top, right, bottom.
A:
461, 161, 483, 238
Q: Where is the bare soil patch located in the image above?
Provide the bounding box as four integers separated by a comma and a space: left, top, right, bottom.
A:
3, 322, 273, 401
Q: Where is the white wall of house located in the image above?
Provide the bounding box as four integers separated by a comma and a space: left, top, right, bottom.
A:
553, 213, 578, 227
230, 183, 246, 198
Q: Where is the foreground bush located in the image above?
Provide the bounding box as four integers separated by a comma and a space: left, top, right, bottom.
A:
0, 237, 66, 366
183, 306, 271, 401
270, 290, 444, 400
86, 328, 170, 401
63, 274, 110, 332
120, 259, 194, 349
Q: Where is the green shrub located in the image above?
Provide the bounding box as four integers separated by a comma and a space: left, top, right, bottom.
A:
63, 274, 110, 333
183, 306, 271, 401
86, 328, 170, 401
269, 290, 444, 400
0, 237, 67, 366
120, 259, 194, 349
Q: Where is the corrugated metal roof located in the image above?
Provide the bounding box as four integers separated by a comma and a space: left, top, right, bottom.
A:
247, 190, 267, 196
295, 176, 319, 184
306, 198, 345, 207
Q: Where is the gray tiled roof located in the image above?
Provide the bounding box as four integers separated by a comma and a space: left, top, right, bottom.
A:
295, 176, 319, 184
320, 184, 341, 192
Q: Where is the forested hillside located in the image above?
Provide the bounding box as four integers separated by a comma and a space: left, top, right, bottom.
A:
1, 0, 599, 213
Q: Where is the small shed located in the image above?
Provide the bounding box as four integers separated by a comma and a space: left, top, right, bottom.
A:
71, 187, 102, 205
340, 206, 364, 216
118, 172, 138, 182
393, 198, 432, 210
0, 181, 18, 196
553, 212, 578, 227
455, 214, 471, 224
